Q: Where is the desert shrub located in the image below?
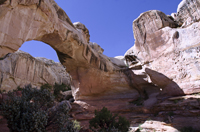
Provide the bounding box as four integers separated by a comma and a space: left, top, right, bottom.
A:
41, 83, 52, 91
54, 83, 68, 96
40, 83, 71, 101
17, 86, 23, 91
53, 83, 71, 100
89, 107, 130, 132
73, 120, 81, 130
0, 85, 77, 132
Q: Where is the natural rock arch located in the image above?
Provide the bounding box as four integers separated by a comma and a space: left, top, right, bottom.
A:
0, 0, 142, 100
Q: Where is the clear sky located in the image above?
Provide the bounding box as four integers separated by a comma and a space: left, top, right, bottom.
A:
19, 0, 182, 62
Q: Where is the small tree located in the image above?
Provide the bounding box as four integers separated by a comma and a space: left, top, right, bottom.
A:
0, 85, 77, 132
89, 107, 130, 132
40, 83, 71, 101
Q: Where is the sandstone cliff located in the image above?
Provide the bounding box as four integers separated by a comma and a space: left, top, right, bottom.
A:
0, 50, 71, 91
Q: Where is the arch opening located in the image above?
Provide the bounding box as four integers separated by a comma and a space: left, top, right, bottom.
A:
19, 40, 60, 62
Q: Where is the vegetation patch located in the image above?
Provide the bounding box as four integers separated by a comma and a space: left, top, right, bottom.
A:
40, 83, 52, 91
0, 85, 77, 132
40, 83, 71, 101
89, 107, 130, 132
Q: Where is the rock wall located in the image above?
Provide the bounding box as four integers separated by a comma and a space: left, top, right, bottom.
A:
0, 50, 71, 91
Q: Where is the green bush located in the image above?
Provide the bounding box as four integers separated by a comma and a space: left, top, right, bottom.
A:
54, 83, 68, 96
0, 85, 77, 132
17, 86, 23, 91
53, 83, 71, 100
73, 120, 81, 130
40, 83, 71, 101
40, 83, 52, 91
89, 107, 130, 132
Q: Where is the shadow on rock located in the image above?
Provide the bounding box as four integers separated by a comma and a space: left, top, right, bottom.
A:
145, 68, 185, 97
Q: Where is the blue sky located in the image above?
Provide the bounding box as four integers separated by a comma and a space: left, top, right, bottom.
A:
20, 0, 182, 62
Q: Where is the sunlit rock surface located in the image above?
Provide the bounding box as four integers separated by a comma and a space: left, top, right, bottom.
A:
125, 0, 200, 96
0, 50, 71, 91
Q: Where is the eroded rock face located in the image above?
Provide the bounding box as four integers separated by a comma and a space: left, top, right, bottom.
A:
174, 0, 200, 27
126, 0, 200, 96
131, 10, 179, 63
0, 50, 71, 91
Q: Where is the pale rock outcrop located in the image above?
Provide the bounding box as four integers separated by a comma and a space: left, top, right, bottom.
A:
130, 121, 179, 132
0, 50, 71, 91
130, 10, 179, 63
174, 0, 200, 27
125, 0, 200, 96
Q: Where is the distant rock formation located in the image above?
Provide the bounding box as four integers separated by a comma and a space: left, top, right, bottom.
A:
0, 50, 71, 91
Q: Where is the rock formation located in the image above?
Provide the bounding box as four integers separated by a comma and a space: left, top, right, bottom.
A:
1, 0, 200, 131
126, 0, 200, 96
0, 0, 141, 101
0, 50, 71, 91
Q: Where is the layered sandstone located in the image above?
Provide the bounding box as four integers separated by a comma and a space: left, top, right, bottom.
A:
0, 50, 71, 91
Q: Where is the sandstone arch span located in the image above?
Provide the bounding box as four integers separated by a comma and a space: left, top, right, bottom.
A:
0, 0, 142, 100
